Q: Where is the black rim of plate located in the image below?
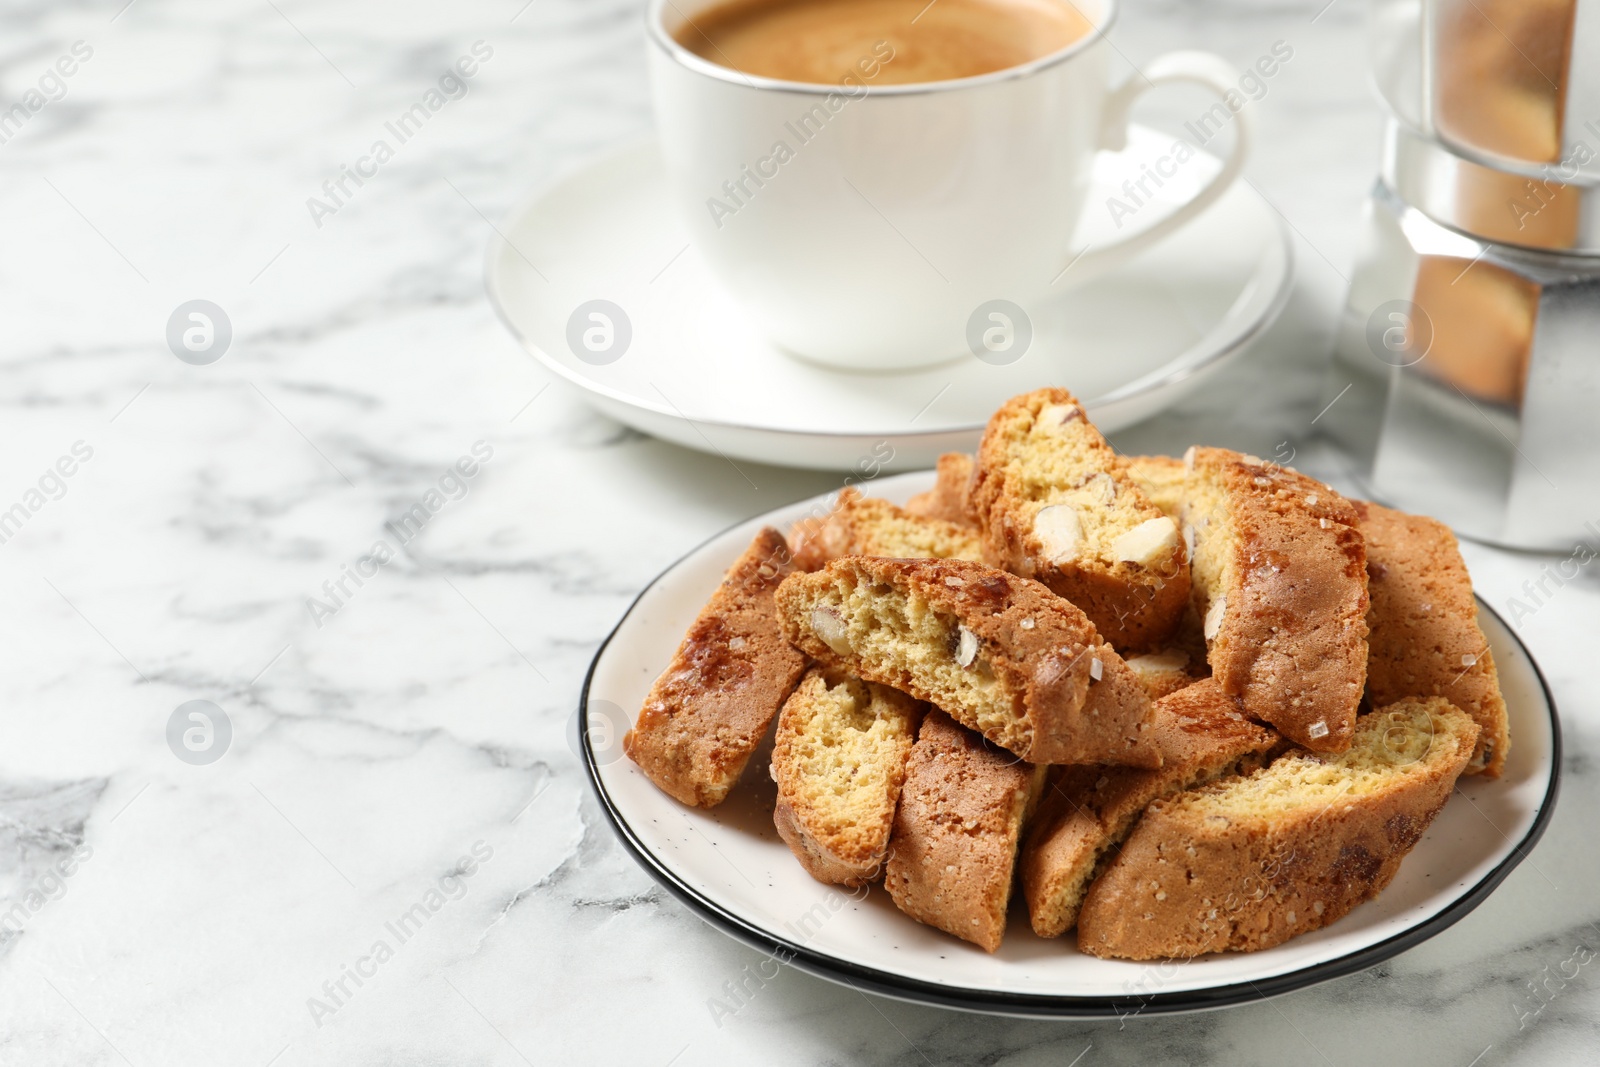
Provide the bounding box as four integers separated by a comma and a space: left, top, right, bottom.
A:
578, 514, 1563, 1019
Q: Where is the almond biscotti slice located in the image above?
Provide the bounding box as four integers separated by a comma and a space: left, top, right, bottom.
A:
904, 453, 977, 527
788, 487, 983, 572
1021, 679, 1281, 938
776, 556, 1160, 767
1180, 447, 1370, 752
771, 668, 924, 886
970, 389, 1190, 652
884, 709, 1044, 952
1077, 697, 1478, 960
1356, 500, 1510, 777
624, 527, 809, 807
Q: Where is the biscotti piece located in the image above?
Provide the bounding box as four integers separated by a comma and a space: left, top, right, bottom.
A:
1357, 500, 1510, 777
1124, 454, 1187, 520
1180, 447, 1369, 752
970, 389, 1190, 652
905, 453, 977, 527
785, 513, 831, 572
771, 668, 924, 886
1022, 679, 1281, 938
789, 487, 983, 572
624, 528, 809, 807
1078, 697, 1478, 960
884, 709, 1043, 952
776, 556, 1160, 767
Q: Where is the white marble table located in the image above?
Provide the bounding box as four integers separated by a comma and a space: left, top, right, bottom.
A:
1, 1, 1595, 1064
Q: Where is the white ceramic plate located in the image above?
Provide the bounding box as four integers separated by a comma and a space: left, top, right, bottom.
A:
487, 133, 1293, 472
579, 471, 1560, 1018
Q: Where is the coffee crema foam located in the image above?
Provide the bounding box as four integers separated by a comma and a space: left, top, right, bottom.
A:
675, 0, 1094, 85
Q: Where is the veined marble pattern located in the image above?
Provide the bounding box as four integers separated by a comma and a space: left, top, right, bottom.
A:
0, 0, 1594, 1064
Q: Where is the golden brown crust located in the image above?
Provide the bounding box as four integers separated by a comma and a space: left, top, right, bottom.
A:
1355, 500, 1510, 777
776, 557, 1160, 767
623, 528, 809, 807
905, 453, 977, 527
1189, 448, 1370, 752
1144, 678, 1289, 770
883, 710, 1040, 952
771, 668, 924, 886
1021, 679, 1281, 937
971, 389, 1191, 653
1077, 698, 1477, 960
770, 802, 849, 885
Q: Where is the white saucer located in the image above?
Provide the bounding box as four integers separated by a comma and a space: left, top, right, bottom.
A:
580, 471, 1560, 1018
487, 130, 1293, 471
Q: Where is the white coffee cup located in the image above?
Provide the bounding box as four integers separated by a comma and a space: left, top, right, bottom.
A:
647, 0, 1253, 371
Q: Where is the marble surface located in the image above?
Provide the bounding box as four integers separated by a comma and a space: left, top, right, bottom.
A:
0, 1, 1595, 1065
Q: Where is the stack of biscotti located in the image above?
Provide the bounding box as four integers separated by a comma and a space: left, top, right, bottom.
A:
776, 553, 1160, 952
621, 387, 1512, 961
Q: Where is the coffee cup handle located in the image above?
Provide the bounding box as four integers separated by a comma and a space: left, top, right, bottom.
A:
1062, 51, 1253, 285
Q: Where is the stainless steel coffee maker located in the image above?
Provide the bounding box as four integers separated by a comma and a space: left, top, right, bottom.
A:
1322, 0, 1600, 550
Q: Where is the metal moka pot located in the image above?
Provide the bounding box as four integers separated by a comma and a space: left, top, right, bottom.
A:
1370, 0, 1600, 179
1322, 121, 1600, 550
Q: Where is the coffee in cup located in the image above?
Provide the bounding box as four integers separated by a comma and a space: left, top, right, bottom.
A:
675, 0, 1095, 85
